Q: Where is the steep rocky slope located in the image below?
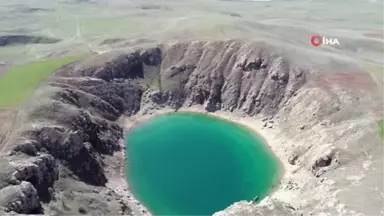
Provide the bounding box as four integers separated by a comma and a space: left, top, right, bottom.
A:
0, 40, 382, 216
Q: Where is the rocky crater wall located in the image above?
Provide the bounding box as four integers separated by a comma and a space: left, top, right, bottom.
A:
0, 40, 382, 216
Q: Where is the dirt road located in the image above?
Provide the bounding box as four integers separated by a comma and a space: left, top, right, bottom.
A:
0, 108, 17, 152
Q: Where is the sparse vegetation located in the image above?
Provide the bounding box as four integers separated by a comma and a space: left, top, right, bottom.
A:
0, 56, 84, 107
378, 120, 384, 140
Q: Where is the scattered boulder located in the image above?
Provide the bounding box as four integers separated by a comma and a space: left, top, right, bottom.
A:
78, 207, 87, 215
288, 153, 299, 165
0, 181, 40, 214
311, 148, 340, 177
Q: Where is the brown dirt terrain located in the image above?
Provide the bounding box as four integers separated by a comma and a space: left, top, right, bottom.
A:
363, 29, 384, 39
0, 64, 14, 150
364, 62, 384, 92
0, 109, 17, 149
311, 72, 379, 92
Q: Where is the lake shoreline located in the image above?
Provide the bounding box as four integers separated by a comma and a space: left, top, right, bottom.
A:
115, 105, 295, 216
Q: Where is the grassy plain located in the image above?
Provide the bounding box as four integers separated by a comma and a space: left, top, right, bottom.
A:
0, 56, 84, 107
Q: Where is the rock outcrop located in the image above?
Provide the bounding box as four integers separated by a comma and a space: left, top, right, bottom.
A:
0, 35, 60, 47
0, 181, 40, 214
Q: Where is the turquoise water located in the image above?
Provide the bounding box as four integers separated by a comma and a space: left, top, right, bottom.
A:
125, 113, 281, 216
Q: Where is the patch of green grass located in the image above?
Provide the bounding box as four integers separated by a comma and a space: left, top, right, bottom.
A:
378, 120, 384, 140
0, 56, 84, 107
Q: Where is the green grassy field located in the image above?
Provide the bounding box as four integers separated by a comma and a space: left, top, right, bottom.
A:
0, 56, 84, 108
378, 120, 384, 140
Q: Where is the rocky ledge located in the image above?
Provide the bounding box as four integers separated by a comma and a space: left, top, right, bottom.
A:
0, 40, 382, 216
0, 35, 61, 47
